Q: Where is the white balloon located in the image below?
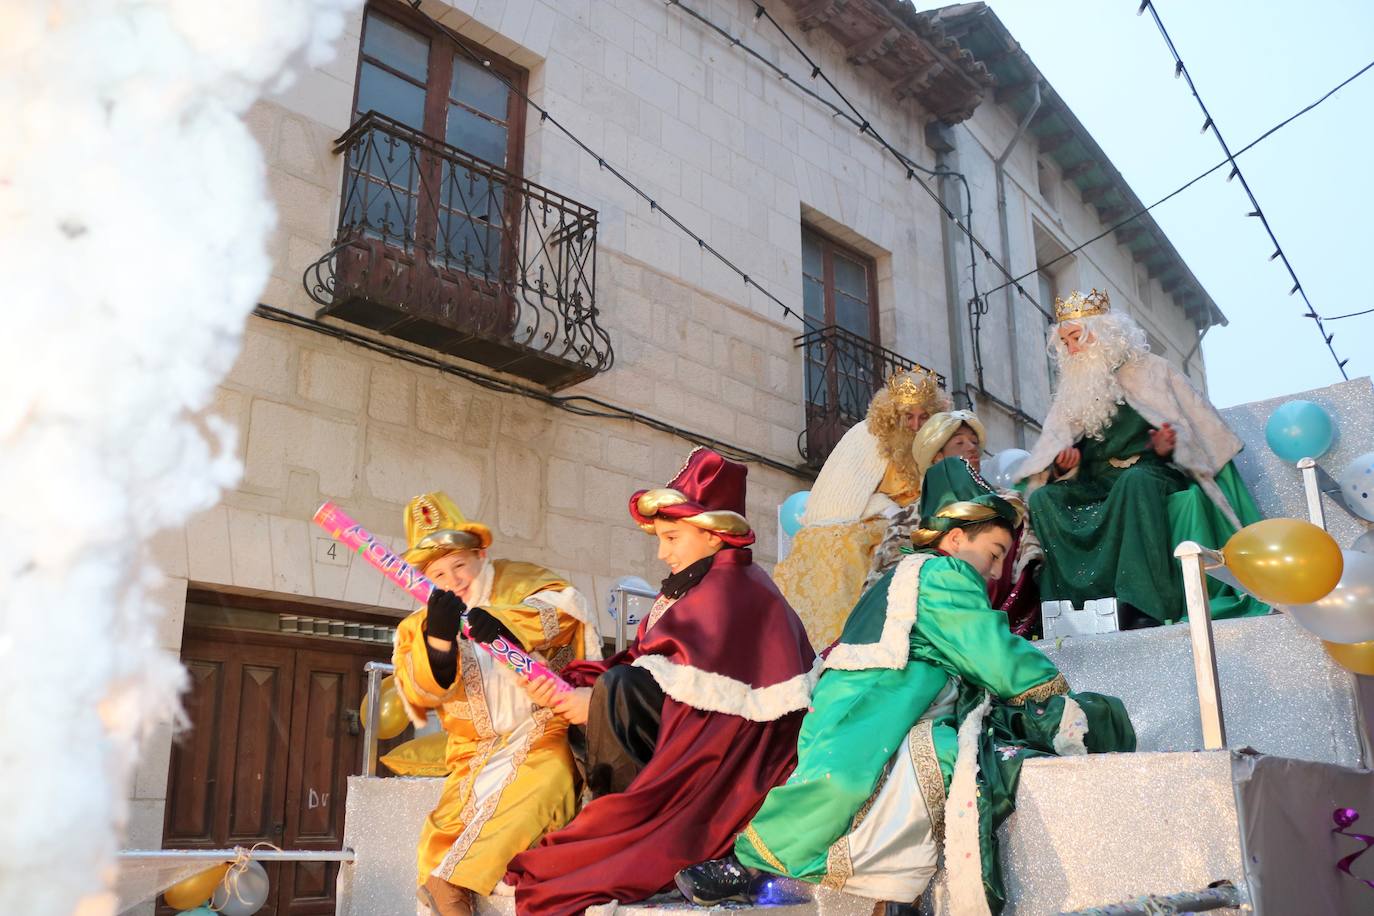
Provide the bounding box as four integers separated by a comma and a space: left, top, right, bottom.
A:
1354, 530, 1374, 554
1339, 452, 1374, 522
1284, 549, 1374, 644
984, 448, 1031, 490
211, 860, 270, 916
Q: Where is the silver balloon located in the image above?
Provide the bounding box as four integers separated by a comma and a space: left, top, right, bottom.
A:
984, 448, 1031, 490
1284, 549, 1374, 644
211, 860, 269, 916
1339, 451, 1374, 522
1353, 529, 1374, 555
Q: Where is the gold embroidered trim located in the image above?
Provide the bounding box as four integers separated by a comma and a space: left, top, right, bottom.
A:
909, 721, 946, 844
1006, 672, 1070, 706
821, 837, 851, 890
458, 640, 495, 739
430, 736, 497, 880
526, 598, 560, 643
821, 765, 886, 891
544, 645, 574, 673
645, 595, 676, 631
434, 710, 553, 879
1108, 455, 1141, 469
744, 824, 787, 874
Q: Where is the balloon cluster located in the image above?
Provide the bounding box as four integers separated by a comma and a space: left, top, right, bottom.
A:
162, 858, 270, 914
1222, 517, 1374, 675
1263, 399, 1374, 522
1255, 400, 1374, 672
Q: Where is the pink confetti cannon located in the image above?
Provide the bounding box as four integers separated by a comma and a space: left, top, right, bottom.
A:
313, 501, 570, 692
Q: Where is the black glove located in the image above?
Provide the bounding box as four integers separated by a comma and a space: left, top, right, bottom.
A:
425, 588, 467, 642
466, 607, 524, 650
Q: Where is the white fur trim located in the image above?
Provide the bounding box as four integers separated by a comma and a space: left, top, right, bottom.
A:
803, 421, 889, 526
630, 654, 812, 722
532, 585, 603, 661
1052, 696, 1090, 757
1016, 353, 1243, 522
943, 692, 993, 916
824, 553, 931, 671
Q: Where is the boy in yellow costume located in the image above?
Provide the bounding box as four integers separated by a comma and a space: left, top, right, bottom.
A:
774, 368, 950, 648
393, 492, 600, 916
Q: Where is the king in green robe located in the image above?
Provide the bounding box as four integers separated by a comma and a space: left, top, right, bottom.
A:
1017, 291, 1268, 626
675, 493, 1135, 913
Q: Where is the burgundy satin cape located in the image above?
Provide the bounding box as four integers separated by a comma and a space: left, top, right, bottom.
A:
506, 549, 815, 915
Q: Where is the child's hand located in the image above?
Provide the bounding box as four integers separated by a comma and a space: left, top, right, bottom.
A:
551, 687, 593, 725
525, 675, 561, 708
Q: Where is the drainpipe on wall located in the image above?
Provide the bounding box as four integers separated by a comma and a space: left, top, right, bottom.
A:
1182, 322, 1213, 393
927, 121, 969, 408
995, 81, 1042, 447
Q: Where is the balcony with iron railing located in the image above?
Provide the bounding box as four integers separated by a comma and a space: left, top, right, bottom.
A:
795, 324, 946, 467
303, 112, 613, 389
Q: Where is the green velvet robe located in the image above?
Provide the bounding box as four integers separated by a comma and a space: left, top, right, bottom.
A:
735, 553, 1135, 911
1028, 403, 1268, 624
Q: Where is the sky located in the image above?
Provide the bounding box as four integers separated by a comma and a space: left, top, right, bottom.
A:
913, 0, 1374, 407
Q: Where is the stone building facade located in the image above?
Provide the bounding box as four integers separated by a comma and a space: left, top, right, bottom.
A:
127, 1, 1223, 907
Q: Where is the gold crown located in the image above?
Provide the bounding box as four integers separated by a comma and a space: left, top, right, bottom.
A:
884, 367, 939, 407
1054, 288, 1111, 323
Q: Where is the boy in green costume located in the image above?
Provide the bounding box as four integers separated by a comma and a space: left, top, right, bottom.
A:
676, 493, 1134, 913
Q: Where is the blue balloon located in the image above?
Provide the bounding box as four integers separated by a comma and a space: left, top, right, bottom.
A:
177, 908, 216, 915
1265, 400, 1334, 462
779, 491, 810, 537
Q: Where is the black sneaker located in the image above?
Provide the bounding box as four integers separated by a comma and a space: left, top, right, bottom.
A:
675, 854, 756, 905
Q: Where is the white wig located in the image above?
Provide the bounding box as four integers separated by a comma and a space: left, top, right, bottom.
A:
1046, 311, 1149, 439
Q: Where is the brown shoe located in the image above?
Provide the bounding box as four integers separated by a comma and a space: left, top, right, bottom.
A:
418, 876, 473, 916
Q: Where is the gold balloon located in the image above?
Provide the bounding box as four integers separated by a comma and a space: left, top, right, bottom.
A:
163, 862, 231, 910
360, 674, 410, 740
1324, 640, 1374, 676
1222, 518, 1343, 606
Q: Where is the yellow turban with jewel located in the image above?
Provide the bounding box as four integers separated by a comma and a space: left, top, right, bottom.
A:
402, 491, 492, 568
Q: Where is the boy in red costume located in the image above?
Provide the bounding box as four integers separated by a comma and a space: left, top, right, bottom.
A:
505, 448, 816, 915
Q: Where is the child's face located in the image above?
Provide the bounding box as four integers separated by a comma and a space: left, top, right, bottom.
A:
424, 549, 487, 601
653, 518, 723, 574
938, 424, 981, 470
940, 526, 1012, 582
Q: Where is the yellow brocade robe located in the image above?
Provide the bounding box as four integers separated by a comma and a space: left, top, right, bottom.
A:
393, 558, 599, 894
775, 466, 918, 650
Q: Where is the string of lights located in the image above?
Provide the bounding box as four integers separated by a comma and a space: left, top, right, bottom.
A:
746, 1, 1055, 323
977, 53, 1374, 301
1138, 0, 1350, 378
663, 0, 981, 313
253, 304, 812, 479
664, 0, 1007, 400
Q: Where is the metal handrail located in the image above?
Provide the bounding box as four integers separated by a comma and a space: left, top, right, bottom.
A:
608, 582, 658, 652
119, 849, 355, 862
362, 660, 395, 778
1172, 456, 1353, 754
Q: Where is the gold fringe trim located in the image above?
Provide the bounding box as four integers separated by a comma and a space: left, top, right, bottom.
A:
743, 825, 787, 875
1006, 672, 1070, 706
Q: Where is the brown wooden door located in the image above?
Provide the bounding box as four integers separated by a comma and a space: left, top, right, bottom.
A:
163, 630, 388, 915
275, 649, 367, 914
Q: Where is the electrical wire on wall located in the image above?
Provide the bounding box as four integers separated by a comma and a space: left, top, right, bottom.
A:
254, 303, 814, 480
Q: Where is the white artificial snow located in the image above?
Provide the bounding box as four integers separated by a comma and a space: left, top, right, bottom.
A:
0, 1, 358, 912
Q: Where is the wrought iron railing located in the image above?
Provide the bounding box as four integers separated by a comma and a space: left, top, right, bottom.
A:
794, 325, 945, 467
304, 112, 612, 389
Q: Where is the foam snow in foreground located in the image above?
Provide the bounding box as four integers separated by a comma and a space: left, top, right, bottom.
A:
0, 1, 359, 912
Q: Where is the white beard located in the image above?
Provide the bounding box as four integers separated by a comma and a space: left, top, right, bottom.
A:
1053, 350, 1129, 440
